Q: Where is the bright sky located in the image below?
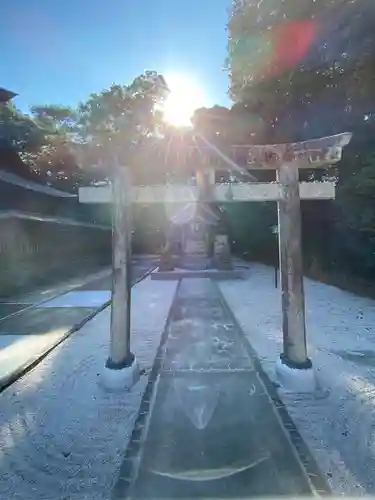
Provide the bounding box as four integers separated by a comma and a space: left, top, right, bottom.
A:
0, 0, 231, 113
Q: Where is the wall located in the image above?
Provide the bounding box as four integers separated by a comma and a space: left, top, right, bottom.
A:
0, 173, 109, 224
0, 169, 112, 297
0, 215, 111, 297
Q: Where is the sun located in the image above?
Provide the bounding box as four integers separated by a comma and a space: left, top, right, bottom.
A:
163, 73, 206, 127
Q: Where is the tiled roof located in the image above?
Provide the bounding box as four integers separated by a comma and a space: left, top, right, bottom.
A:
171, 202, 220, 226
0, 88, 17, 102
0, 169, 76, 198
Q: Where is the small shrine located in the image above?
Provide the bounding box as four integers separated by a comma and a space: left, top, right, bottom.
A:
169, 201, 221, 270
155, 143, 234, 274
162, 199, 233, 274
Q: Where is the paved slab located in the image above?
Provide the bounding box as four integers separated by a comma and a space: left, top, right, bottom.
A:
151, 269, 243, 280
0, 257, 157, 392
0, 333, 69, 387
162, 300, 250, 371
0, 307, 95, 335
0, 303, 32, 320
116, 278, 320, 499
131, 372, 311, 499
40, 291, 111, 308
78, 276, 112, 291
0, 266, 111, 305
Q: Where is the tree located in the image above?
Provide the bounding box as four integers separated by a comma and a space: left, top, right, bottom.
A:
227, 0, 375, 141
0, 102, 43, 154
26, 104, 88, 191
190, 104, 271, 181
192, 106, 230, 139
0, 73, 170, 193
0, 101, 50, 183
79, 73, 168, 150
192, 104, 266, 145
226, 0, 375, 284
75, 72, 169, 185
30, 104, 79, 135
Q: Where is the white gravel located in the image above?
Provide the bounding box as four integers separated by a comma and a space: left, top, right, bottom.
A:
0, 277, 178, 500
219, 262, 375, 495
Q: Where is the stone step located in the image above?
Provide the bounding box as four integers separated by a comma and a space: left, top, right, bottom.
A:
152, 269, 244, 280
179, 255, 213, 271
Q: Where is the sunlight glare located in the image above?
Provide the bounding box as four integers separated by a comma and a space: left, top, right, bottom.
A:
163, 73, 206, 127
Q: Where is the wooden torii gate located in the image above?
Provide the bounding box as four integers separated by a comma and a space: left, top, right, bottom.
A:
79, 131, 352, 391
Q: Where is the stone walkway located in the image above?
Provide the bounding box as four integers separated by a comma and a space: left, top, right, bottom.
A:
114, 278, 326, 499
0, 257, 156, 392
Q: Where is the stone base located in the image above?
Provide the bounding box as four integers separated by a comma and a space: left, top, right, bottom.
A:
178, 254, 213, 271
275, 356, 318, 393
214, 258, 233, 271
152, 269, 243, 281
99, 357, 140, 391
158, 263, 175, 272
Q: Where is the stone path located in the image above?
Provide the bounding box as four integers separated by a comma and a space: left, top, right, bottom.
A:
114, 278, 325, 499
0, 257, 156, 391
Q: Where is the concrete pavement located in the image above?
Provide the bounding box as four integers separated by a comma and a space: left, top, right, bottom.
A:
0, 256, 156, 392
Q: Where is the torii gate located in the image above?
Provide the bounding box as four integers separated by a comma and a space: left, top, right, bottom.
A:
79, 131, 352, 391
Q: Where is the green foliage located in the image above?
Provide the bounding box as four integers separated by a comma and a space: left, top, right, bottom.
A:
225, 201, 277, 263
192, 104, 265, 144
132, 204, 166, 254
0, 103, 43, 153
338, 155, 375, 235
78, 72, 168, 156
30, 104, 78, 135
224, 0, 375, 284
0, 71, 168, 191
227, 0, 375, 141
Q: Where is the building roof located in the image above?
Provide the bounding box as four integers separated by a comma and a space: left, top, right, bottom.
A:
0, 169, 76, 198
171, 202, 220, 226
0, 88, 17, 103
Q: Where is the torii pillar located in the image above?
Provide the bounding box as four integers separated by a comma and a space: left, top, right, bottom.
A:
277, 161, 312, 387
246, 133, 352, 391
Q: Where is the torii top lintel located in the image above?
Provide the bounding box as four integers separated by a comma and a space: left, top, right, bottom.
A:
243, 132, 352, 169
161, 132, 352, 171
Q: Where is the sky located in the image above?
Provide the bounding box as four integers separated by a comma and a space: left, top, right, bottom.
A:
0, 0, 232, 113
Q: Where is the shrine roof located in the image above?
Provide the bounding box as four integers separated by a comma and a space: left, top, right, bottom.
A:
170, 202, 220, 226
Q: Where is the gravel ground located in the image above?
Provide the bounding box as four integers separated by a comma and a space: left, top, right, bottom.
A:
0, 277, 178, 500
219, 262, 375, 495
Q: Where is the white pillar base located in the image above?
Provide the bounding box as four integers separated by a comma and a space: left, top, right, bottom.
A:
99, 357, 140, 391
275, 357, 318, 393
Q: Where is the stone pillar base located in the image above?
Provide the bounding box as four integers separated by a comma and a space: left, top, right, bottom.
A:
99, 356, 140, 391
275, 356, 317, 393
